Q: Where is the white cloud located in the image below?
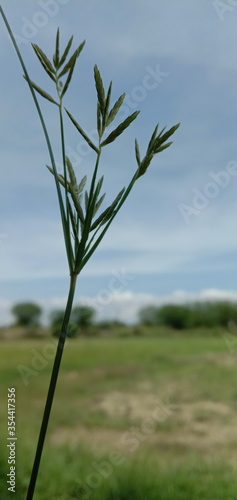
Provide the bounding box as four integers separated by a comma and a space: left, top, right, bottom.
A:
1, 194, 237, 283
80, 0, 237, 74
63, 288, 237, 323
1, 0, 237, 309
2, 289, 237, 327
0, 298, 13, 326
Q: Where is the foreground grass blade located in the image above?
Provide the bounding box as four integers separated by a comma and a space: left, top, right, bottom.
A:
24, 78, 59, 105
65, 109, 100, 153
0, 7, 74, 273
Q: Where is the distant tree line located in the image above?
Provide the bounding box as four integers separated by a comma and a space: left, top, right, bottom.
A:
10, 302, 95, 336
9, 300, 237, 334
138, 302, 237, 329
49, 306, 95, 337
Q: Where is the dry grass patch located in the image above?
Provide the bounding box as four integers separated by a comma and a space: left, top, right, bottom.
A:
49, 389, 237, 463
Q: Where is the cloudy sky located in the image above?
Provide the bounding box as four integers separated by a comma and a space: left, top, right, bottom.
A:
1, 0, 237, 325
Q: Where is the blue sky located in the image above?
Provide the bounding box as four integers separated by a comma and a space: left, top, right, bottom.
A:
1, 0, 237, 325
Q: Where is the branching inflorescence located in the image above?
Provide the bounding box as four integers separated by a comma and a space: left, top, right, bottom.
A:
26, 31, 180, 277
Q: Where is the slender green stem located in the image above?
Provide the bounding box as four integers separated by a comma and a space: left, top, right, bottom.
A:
84, 221, 102, 254
0, 6, 74, 273
79, 170, 139, 272
88, 148, 101, 203
74, 150, 101, 272
26, 273, 78, 500
59, 101, 68, 214
59, 101, 73, 262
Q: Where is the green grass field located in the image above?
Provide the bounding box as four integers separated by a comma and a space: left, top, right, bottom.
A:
1, 333, 237, 499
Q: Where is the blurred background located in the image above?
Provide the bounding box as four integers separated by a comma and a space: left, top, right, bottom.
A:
1, 0, 237, 326
1, 2, 237, 499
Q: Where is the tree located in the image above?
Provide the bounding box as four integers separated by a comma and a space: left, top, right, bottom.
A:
138, 305, 159, 325
50, 305, 96, 337
188, 302, 219, 328
12, 302, 42, 327
49, 309, 77, 337
188, 301, 237, 328
212, 301, 237, 327
157, 304, 190, 330
71, 305, 96, 329
49, 309, 64, 336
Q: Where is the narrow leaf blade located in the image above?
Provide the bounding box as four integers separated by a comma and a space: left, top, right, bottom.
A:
67, 198, 79, 242
61, 57, 76, 97
135, 139, 141, 167
90, 205, 111, 231
101, 111, 140, 147
66, 156, 77, 188
96, 175, 104, 196
103, 81, 112, 126
147, 124, 159, 154
71, 190, 85, 223
90, 187, 125, 230
97, 101, 102, 138
94, 65, 105, 115
58, 35, 73, 68
46, 165, 70, 190
93, 193, 106, 217
58, 40, 85, 77
85, 190, 89, 211
32, 44, 55, 78
106, 93, 125, 127
78, 175, 87, 194
155, 141, 173, 153
53, 28, 60, 68
66, 109, 99, 153
155, 123, 180, 148
137, 154, 153, 178
46, 164, 63, 183
24, 77, 59, 105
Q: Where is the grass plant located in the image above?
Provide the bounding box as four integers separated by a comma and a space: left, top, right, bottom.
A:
0, 7, 179, 499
